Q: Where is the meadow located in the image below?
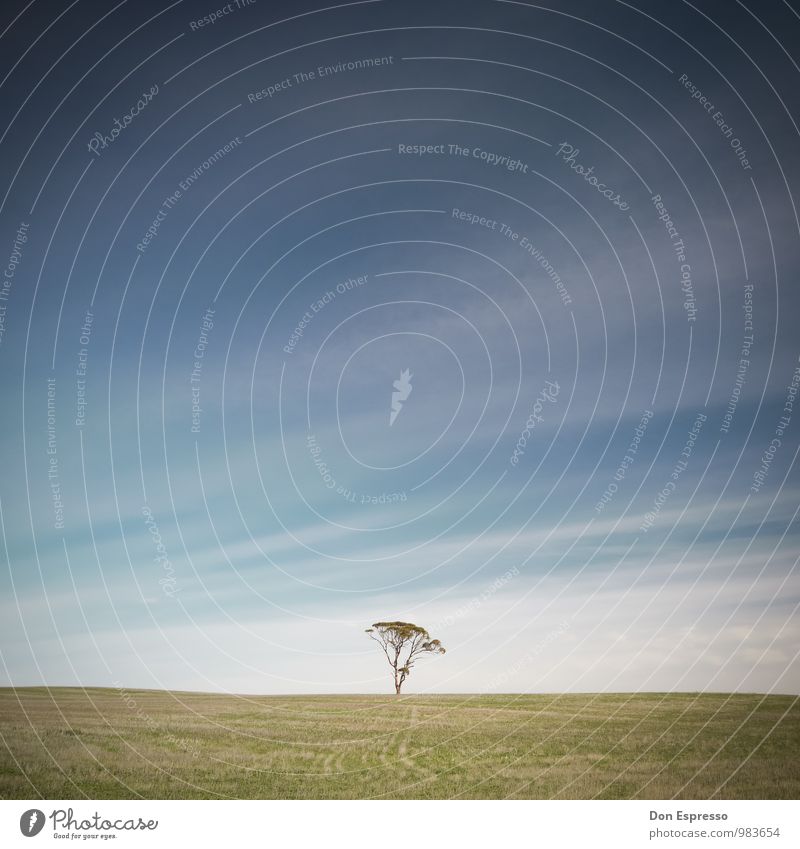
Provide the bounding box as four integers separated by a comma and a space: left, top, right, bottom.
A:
1, 688, 797, 799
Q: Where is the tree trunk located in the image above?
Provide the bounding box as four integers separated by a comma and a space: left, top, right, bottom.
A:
395, 678, 402, 695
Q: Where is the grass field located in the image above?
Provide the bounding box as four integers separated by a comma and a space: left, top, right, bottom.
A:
0, 688, 797, 799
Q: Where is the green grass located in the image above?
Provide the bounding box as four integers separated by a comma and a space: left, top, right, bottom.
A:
1, 688, 797, 799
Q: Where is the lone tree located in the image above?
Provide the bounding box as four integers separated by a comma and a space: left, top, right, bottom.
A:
366, 621, 446, 694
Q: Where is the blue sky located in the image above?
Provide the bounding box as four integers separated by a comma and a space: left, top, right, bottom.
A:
0, 0, 798, 694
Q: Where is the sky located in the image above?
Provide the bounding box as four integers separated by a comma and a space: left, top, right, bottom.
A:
0, 0, 799, 695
